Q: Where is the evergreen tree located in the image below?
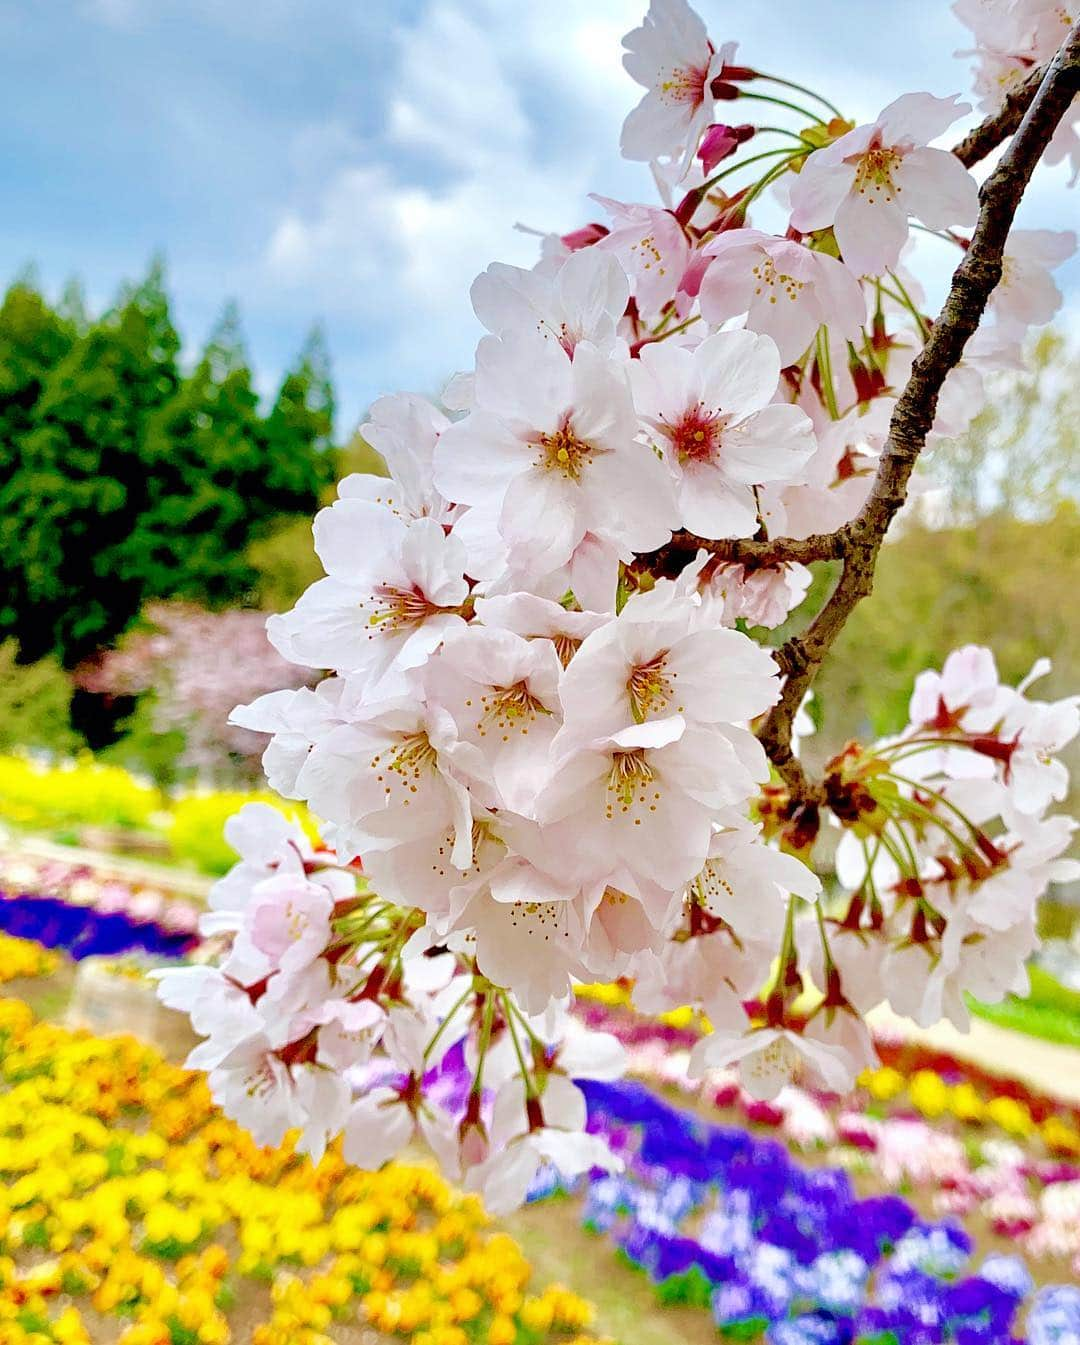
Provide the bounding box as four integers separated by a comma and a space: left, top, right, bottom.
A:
0, 260, 180, 665
129, 305, 330, 606
260, 324, 337, 493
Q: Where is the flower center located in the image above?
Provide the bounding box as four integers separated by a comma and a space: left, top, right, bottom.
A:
658, 63, 708, 107
553, 634, 581, 668
476, 682, 548, 739
368, 585, 439, 633
605, 749, 662, 821
368, 732, 440, 805
535, 422, 595, 481
243, 1057, 278, 1100
751, 256, 807, 305
851, 138, 903, 203
506, 901, 570, 941
626, 654, 677, 723
666, 403, 728, 465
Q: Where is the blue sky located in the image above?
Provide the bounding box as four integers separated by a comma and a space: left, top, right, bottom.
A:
3, 0, 1077, 433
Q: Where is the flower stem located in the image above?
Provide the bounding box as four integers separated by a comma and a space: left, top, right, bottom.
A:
753, 73, 845, 120
734, 89, 827, 125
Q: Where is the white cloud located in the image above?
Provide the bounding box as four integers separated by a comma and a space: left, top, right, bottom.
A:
258, 0, 1080, 425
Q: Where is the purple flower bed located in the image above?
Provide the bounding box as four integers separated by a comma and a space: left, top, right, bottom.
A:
523, 1078, 1080, 1344
0, 891, 196, 961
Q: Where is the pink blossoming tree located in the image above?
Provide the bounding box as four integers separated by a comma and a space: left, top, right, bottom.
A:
159, 0, 1080, 1210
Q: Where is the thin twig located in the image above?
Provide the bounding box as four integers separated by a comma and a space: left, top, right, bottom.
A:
754, 22, 1080, 798
952, 61, 1049, 168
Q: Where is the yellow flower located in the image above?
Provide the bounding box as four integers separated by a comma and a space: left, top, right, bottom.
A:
908, 1070, 949, 1119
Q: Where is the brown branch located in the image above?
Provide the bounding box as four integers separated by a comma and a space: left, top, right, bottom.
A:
758, 21, 1080, 800
652, 58, 1066, 581
952, 61, 1049, 168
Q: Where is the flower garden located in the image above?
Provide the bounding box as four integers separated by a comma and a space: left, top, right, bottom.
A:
2, 822, 1080, 1345
3, 0, 1080, 1339
2, 757, 1080, 1344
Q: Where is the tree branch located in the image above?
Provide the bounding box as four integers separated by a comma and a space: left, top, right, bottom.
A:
952, 61, 1049, 168
758, 22, 1080, 799
652, 56, 1068, 580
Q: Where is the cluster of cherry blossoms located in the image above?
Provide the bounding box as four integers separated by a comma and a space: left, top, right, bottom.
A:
158, 0, 1079, 1206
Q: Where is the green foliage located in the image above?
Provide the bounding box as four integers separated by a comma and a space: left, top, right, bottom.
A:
0, 269, 336, 667
927, 328, 1080, 522
968, 991, 1080, 1048
813, 502, 1080, 750
0, 261, 181, 665
99, 693, 190, 792
246, 514, 323, 611
0, 641, 78, 756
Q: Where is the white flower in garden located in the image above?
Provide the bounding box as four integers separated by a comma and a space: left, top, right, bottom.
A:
803, 924, 890, 1015
690, 1023, 859, 1099
966, 813, 1080, 930
592, 195, 693, 312
620, 0, 730, 170
294, 699, 479, 866
699, 229, 867, 366
473, 592, 608, 665
801, 1006, 880, 1086
344, 392, 455, 524
789, 93, 979, 276
343, 1087, 457, 1173
579, 874, 677, 978
464, 1073, 622, 1215
779, 399, 893, 541
446, 853, 588, 1013
245, 873, 335, 975
433, 335, 678, 582
694, 817, 821, 941
360, 811, 505, 917
312, 997, 387, 1072
230, 680, 348, 800
422, 625, 563, 814
204, 1030, 302, 1150
556, 580, 779, 749
989, 228, 1077, 333
470, 249, 630, 357
202, 801, 317, 914
539, 715, 768, 892
630, 329, 816, 539
703, 560, 813, 630
267, 504, 469, 692
1002, 690, 1080, 814
151, 964, 262, 1041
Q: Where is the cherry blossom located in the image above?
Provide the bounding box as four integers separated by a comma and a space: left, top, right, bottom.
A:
470, 248, 630, 357
630, 328, 816, 538
699, 229, 866, 365
789, 93, 979, 276
157, 0, 1079, 1203
434, 334, 678, 582
540, 715, 768, 891
346, 392, 454, 524
990, 228, 1077, 333
592, 195, 692, 313
267, 502, 468, 692
620, 0, 731, 170
556, 579, 779, 747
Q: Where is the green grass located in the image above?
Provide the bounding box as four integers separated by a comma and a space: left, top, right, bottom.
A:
968, 962, 1080, 1047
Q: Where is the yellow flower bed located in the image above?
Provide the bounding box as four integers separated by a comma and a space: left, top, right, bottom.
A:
0, 753, 320, 876
0, 935, 60, 986
0, 756, 162, 835
0, 999, 608, 1345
